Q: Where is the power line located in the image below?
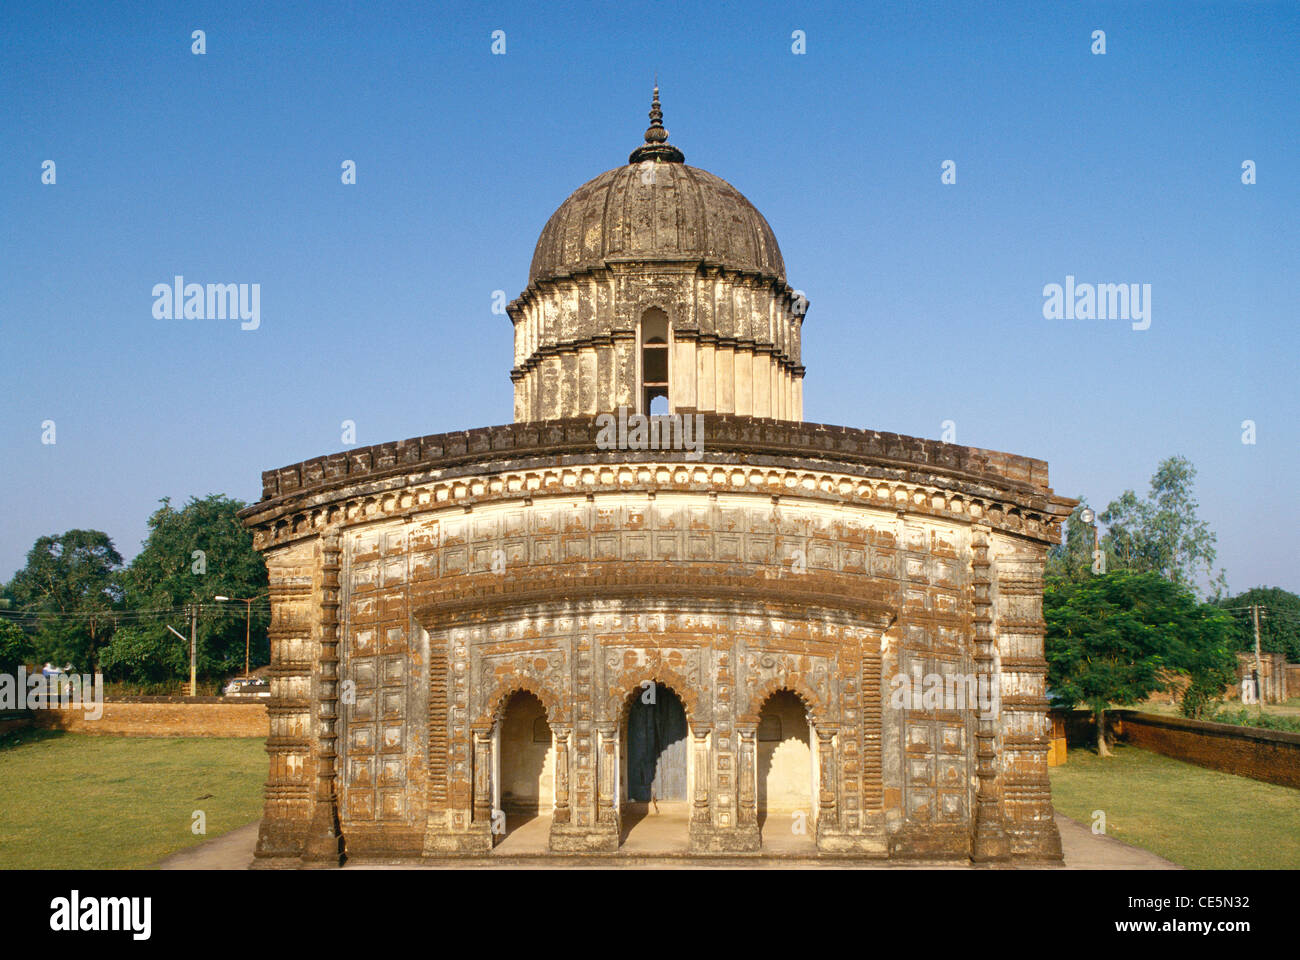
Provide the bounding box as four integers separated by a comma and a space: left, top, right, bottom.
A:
0, 604, 269, 617
0, 602, 270, 626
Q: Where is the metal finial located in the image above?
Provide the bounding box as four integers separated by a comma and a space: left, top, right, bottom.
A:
629, 84, 684, 164
645, 85, 666, 142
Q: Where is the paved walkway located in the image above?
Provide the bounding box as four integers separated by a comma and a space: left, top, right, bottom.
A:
156, 822, 262, 870
1054, 812, 1179, 869
154, 811, 1178, 869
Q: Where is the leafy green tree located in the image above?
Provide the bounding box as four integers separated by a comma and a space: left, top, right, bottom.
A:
1171, 608, 1241, 720
1045, 572, 1238, 753
1217, 586, 1300, 663
0, 618, 32, 674
1099, 456, 1227, 597
102, 495, 268, 687
5, 530, 124, 674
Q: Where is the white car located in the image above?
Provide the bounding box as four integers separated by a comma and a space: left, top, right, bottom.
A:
223, 677, 271, 698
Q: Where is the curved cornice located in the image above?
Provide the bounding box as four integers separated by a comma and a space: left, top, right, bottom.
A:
243, 417, 1063, 512
238, 418, 1074, 552
505, 261, 800, 326
411, 566, 898, 632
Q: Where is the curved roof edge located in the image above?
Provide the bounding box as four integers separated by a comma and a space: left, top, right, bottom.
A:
240, 416, 1072, 530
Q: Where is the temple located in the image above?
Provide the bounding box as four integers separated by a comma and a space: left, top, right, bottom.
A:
239, 89, 1074, 864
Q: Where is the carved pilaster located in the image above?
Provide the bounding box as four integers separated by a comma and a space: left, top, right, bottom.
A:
737, 724, 757, 826
549, 722, 617, 852
252, 539, 316, 867
691, 728, 711, 825
301, 532, 345, 867
472, 725, 493, 826
816, 728, 839, 830
992, 536, 1063, 861
597, 723, 617, 825
552, 726, 571, 825
696, 722, 759, 853
970, 523, 1008, 861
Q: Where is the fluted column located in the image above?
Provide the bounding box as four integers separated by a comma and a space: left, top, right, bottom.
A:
737, 724, 757, 828
472, 726, 493, 826
691, 727, 711, 826
597, 722, 617, 825
697, 335, 716, 411
553, 726, 571, 825
716, 341, 735, 413
816, 728, 839, 831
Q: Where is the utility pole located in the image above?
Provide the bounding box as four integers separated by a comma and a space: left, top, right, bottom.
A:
165, 615, 198, 698
1252, 604, 1264, 713
215, 594, 264, 678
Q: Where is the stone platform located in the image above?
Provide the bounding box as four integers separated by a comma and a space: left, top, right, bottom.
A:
157, 813, 1177, 870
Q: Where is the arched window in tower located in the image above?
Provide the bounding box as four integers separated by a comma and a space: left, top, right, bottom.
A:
641, 308, 670, 415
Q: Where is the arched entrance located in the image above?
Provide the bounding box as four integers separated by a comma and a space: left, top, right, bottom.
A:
495, 690, 555, 843
756, 689, 816, 850
619, 681, 691, 852
626, 681, 688, 801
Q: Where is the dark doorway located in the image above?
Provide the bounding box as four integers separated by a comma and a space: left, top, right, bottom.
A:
625, 682, 688, 802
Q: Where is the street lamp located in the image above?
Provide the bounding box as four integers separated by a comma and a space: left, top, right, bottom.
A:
214, 594, 265, 679
1078, 508, 1103, 574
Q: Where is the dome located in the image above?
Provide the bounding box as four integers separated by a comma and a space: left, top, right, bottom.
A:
527, 90, 786, 286
509, 89, 807, 425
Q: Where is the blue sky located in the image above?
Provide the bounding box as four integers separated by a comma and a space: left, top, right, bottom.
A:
3, 0, 1297, 592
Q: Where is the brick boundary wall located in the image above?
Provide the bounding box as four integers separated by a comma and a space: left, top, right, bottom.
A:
0, 710, 33, 736
1052, 709, 1300, 789
20, 698, 269, 738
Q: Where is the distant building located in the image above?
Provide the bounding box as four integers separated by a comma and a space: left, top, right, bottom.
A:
1231, 651, 1292, 703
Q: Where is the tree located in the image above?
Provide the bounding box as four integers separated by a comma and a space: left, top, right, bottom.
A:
1218, 586, 1300, 663
102, 495, 268, 687
1099, 456, 1227, 598
1170, 605, 1241, 720
5, 530, 123, 675
1045, 572, 1238, 754
0, 618, 32, 674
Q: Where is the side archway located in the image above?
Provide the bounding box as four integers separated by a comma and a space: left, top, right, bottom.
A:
739, 676, 829, 728
753, 688, 816, 838
477, 673, 566, 729
496, 690, 555, 819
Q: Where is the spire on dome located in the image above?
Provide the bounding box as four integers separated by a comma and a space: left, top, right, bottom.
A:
629, 85, 685, 164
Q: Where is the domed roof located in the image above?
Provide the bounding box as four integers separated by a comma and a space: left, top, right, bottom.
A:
527, 89, 786, 286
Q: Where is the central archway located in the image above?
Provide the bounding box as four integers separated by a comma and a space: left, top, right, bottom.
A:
617, 680, 692, 853
625, 682, 688, 802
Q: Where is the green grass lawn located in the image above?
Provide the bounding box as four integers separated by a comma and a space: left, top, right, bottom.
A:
1050, 743, 1300, 869
0, 731, 266, 869
1141, 698, 1300, 720
1137, 701, 1300, 735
